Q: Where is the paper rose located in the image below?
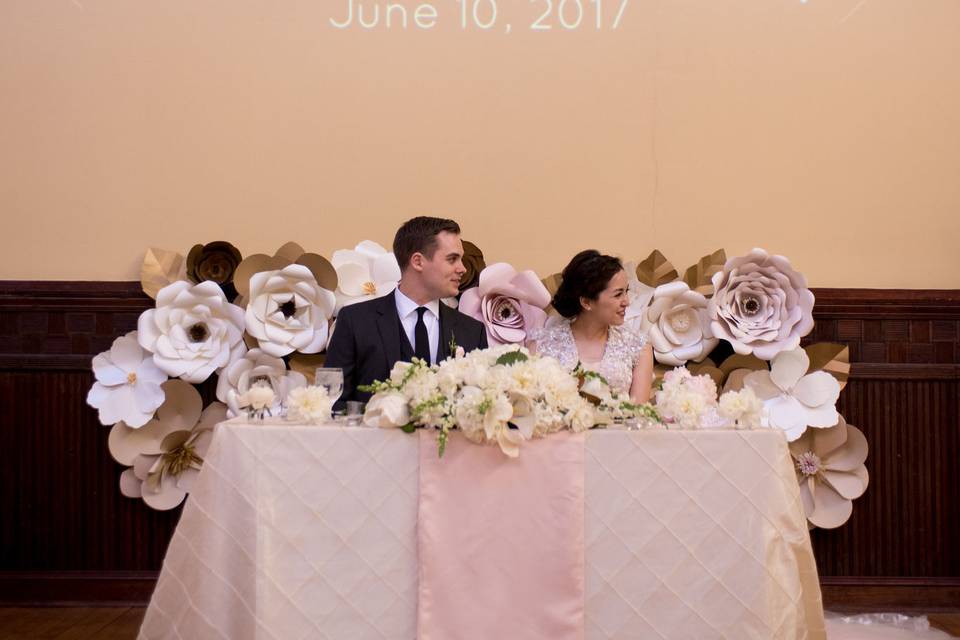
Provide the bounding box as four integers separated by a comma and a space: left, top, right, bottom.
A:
187, 241, 242, 300
231, 242, 338, 306
331, 240, 401, 311
743, 347, 840, 441
707, 248, 815, 360
87, 331, 167, 427
108, 380, 223, 510
789, 416, 869, 529
217, 348, 306, 418
640, 281, 719, 366
244, 264, 336, 358
459, 263, 551, 345
458, 240, 486, 293
137, 281, 246, 384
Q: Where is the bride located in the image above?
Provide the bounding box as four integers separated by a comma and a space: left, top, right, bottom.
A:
528, 250, 653, 403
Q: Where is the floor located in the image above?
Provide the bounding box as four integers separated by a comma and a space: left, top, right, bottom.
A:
0, 608, 958, 639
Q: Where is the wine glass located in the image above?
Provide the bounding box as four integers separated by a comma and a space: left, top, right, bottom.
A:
314, 367, 344, 407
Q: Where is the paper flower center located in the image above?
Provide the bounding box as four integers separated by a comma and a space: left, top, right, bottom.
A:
363, 281, 377, 295
796, 451, 821, 476
742, 296, 761, 316
279, 300, 297, 318
669, 312, 691, 332
163, 442, 203, 477
188, 323, 209, 342
499, 304, 514, 320
126, 371, 138, 385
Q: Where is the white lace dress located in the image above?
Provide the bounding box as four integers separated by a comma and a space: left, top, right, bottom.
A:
532, 319, 648, 396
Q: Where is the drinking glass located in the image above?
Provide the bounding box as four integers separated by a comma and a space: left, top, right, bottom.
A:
314, 368, 344, 406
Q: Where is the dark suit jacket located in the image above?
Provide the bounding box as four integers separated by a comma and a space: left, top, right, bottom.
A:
325, 290, 488, 406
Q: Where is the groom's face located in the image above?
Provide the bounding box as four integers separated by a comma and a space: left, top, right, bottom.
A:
415, 231, 466, 299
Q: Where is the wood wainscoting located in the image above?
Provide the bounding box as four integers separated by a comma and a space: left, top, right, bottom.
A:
1, 282, 958, 609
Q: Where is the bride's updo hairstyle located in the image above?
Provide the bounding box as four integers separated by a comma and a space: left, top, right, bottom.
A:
552, 250, 624, 319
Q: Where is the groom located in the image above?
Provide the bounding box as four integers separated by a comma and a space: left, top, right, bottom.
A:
325, 216, 488, 406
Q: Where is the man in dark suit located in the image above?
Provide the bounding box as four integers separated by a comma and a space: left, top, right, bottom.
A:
325, 216, 488, 406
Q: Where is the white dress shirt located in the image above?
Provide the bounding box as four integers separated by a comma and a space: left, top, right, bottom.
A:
394, 288, 440, 364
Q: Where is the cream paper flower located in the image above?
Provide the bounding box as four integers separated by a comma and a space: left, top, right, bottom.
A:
108, 380, 223, 510
707, 248, 815, 361
641, 281, 719, 366
789, 416, 869, 529
216, 348, 305, 418
743, 347, 840, 441
622, 261, 655, 334
87, 331, 167, 427
245, 264, 336, 357
137, 281, 246, 384
331, 240, 401, 311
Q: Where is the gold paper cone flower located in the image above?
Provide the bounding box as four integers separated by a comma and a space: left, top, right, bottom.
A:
789, 416, 869, 529
109, 380, 224, 511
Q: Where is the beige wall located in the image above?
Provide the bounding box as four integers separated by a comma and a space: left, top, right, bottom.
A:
1, 0, 958, 287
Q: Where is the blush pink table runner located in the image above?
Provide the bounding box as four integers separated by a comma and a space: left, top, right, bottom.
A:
417, 431, 586, 640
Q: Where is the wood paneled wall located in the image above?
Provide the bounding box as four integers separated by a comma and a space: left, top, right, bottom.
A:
1, 283, 958, 609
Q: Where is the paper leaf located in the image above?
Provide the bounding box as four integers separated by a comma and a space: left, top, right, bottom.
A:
141, 248, 185, 299
682, 248, 727, 297
275, 241, 306, 263
296, 253, 339, 292
635, 250, 679, 287
687, 359, 724, 387
541, 273, 563, 297
718, 353, 769, 376
289, 353, 327, 382
804, 343, 850, 391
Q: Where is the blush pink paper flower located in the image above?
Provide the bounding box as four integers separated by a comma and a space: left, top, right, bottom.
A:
459, 263, 551, 346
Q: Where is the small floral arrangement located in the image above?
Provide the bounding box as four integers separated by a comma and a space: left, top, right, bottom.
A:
286, 385, 333, 423
655, 366, 765, 430
235, 383, 276, 420
574, 365, 661, 428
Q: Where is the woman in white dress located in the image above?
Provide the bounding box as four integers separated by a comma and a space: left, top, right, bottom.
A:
529, 250, 653, 403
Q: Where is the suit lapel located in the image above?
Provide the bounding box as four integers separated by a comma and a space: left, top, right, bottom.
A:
375, 291, 404, 370
438, 302, 456, 361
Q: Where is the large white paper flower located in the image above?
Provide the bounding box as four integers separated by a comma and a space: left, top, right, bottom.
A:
331, 240, 401, 311
138, 281, 246, 384
707, 248, 815, 360
87, 331, 168, 427
640, 281, 718, 366
245, 264, 336, 357
744, 347, 840, 441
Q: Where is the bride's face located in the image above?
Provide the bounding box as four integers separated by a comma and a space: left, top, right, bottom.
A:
582, 269, 630, 326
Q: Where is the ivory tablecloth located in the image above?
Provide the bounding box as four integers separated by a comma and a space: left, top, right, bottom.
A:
139, 422, 825, 640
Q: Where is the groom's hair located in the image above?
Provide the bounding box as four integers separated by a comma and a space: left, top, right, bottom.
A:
393, 216, 461, 269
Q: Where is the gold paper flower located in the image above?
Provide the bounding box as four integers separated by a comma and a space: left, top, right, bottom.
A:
789, 416, 869, 529
186, 241, 242, 286
459, 240, 486, 293
108, 380, 223, 511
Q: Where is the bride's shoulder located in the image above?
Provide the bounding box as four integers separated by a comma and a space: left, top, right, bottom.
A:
528, 316, 573, 353
610, 324, 649, 355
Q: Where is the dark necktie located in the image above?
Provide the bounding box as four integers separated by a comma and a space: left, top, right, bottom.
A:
414, 307, 431, 364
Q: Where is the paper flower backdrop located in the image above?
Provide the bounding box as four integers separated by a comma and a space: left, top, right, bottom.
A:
459, 263, 551, 346
89, 240, 868, 526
